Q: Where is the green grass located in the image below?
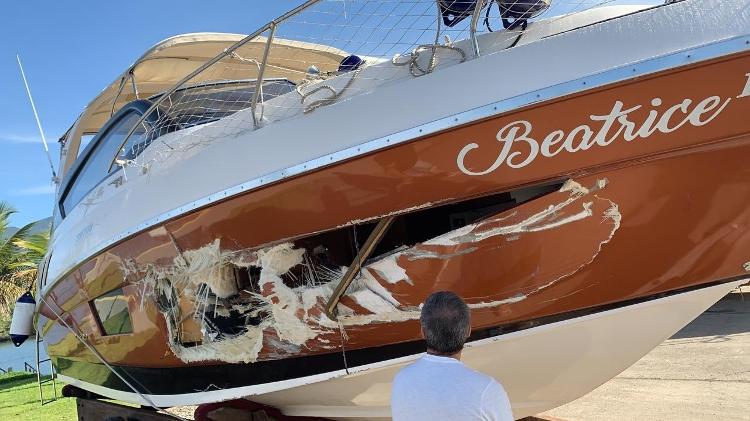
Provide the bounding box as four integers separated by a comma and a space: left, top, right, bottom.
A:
0, 372, 35, 386
0, 372, 76, 420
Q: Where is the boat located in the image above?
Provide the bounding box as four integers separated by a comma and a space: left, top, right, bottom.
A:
33, 0, 750, 418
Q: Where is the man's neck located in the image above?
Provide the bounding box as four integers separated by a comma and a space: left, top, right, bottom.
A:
426, 348, 462, 361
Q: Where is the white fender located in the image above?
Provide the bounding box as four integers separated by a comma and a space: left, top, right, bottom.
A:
9, 291, 36, 347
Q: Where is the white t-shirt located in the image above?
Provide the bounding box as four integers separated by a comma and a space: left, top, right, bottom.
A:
391, 354, 514, 421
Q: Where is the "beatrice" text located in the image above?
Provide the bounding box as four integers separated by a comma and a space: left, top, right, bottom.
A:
456, 75, 750, 176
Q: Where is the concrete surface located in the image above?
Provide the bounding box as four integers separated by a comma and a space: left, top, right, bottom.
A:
542, 286, 750, 421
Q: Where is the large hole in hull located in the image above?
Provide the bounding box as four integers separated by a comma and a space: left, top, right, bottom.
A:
244, 181, 565, 291
169, 181, 565, 350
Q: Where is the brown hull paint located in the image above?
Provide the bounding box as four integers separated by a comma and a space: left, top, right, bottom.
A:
42, 51, 750, 370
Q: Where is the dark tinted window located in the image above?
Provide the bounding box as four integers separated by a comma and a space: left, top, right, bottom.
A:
93, 288, 133, 336
62, 112, 146, 214
158, 79, 296, 130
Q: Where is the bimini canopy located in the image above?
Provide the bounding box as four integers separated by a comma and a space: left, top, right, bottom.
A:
62, 32, 349, 175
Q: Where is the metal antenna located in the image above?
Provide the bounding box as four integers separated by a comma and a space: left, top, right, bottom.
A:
16, 54, 58, 183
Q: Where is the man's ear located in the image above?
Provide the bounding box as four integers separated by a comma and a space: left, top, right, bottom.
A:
420, 325, 426, 340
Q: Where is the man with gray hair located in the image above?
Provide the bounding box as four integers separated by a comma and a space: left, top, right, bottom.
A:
391, 291, 513, 420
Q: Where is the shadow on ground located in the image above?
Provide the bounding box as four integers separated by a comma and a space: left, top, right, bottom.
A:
670, 287, 749, 339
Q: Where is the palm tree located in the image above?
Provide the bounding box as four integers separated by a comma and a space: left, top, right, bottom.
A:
0, 202, 49, 316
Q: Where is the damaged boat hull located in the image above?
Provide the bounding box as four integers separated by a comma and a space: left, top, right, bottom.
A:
42, 130, 750, 413
38, 2, 750, 417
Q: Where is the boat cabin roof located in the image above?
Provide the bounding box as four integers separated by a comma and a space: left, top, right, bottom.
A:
61, 32, 348, 175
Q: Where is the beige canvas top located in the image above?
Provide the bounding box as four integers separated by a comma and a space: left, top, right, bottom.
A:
62, 32, 348, 175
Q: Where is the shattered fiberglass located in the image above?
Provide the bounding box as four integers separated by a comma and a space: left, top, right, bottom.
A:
123, 179, 621, 364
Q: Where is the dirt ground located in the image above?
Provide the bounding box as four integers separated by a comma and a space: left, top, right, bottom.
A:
542, 286, 750, 421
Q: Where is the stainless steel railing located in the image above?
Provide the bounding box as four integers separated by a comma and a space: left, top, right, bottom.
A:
119, 0, 322, 147
115, 0, 581, 171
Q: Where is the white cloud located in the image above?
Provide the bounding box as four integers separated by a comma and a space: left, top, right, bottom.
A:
10, 184, 56, 196
0, 134, 43, 144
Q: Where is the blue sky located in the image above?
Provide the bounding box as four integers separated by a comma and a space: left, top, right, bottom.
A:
0, 0, 300, 226
0, 0, 656, 227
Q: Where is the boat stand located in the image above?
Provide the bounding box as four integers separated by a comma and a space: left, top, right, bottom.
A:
194, 399, 332, 421
76, 398, 182, 421
73, 397, 574, 420
192, 403, 571, 420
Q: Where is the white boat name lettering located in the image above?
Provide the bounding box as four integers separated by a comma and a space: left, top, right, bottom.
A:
456, 78, 749, 175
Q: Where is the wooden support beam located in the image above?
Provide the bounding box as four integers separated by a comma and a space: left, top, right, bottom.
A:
324, 216, 396, 320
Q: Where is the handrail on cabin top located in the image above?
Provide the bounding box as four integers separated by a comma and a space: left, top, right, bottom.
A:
117, 0, 323, 150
